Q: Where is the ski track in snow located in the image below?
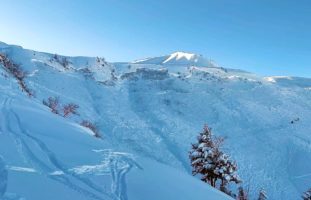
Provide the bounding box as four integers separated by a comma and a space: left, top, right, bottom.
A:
0, 97, 140, 200
1, 98, 108, 200
293, 173, 311, 179
102, 150, 142, 200
71, 150, 142, 200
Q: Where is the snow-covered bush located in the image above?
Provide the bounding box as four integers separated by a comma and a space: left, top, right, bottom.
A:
302, 188, 311, 200
43, 97, 60, 114
62, 103, 79, 117
79, 68, 93, 79
96, 56, 106, 66
80, 120, 101, 138
258, 188, 267, 200
189, 125, 240, 192
61, 57, 69, 69
51, 54, 71, 69
0, 53, 33, 96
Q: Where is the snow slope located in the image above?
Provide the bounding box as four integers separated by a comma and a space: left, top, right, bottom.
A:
1, 41, 311, 199
0, 42, 232, 200
0, 96, 232, 200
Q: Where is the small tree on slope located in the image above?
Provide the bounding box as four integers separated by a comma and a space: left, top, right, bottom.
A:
237, 187, 249, 200
302, 188, 311, 200
189, 125, 240, 192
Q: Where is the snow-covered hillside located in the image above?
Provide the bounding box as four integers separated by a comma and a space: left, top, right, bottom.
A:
0, 41, 311, 199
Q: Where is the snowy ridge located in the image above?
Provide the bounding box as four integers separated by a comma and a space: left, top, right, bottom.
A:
0, 42, 311, 199
264, 76, 311, 88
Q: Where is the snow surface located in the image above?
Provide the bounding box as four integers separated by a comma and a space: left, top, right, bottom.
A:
0, 41, 311, 199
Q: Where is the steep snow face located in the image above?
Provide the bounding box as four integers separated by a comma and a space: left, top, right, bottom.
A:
1, 42, 311, 200
133, 51, 216, 67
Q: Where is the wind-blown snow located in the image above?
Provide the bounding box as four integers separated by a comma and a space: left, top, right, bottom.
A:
0, 41, 311, 199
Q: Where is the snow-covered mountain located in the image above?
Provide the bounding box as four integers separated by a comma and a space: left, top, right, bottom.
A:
133, 51, 217, 67
0, 41, 311, 200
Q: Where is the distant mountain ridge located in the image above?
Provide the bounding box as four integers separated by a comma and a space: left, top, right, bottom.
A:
133, 51, 218, 67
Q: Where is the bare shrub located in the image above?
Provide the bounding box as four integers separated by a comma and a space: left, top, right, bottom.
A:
62, 103, 79, 117
0, 53, 33, 96
80, 120, 101, 138
43, 97, 60, 114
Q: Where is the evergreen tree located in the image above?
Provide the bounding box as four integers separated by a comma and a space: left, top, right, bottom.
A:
302, 188, 311, 200
189, 125, 240, 190
258, 188, 267, 200
237, 187, 248, 200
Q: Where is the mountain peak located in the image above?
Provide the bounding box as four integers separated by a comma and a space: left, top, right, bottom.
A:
164, 51, 200, 63
133, 51, 215, 67
169, 51, 198, 58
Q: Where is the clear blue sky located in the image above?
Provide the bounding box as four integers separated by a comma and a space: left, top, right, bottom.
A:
1, 0, 311, 77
